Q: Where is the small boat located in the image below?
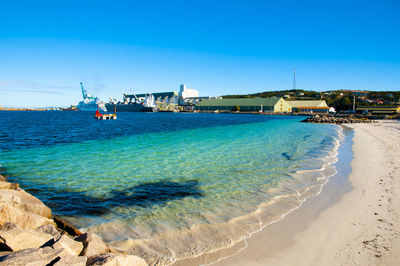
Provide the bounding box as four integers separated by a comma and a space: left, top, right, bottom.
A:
94, 106, 117, 120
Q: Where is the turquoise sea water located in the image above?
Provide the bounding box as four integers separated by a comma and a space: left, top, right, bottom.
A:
0, 112, 342, 264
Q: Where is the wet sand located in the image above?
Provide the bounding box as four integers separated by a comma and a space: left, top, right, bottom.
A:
176, 120, 400, 266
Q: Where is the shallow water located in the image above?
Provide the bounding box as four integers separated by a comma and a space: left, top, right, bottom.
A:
0, 111, 341, 264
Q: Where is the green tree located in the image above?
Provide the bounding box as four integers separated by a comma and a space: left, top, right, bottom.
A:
232, 105, 240, 111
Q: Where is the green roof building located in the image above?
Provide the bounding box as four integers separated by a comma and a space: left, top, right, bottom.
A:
195, 97, 292, 112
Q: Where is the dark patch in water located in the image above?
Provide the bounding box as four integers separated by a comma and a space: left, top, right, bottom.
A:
281, 152, 291, 160
303, 134, 311, 140
26, 180, 203, 217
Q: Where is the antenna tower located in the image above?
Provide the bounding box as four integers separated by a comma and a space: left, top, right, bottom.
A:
293, 68, 296, 90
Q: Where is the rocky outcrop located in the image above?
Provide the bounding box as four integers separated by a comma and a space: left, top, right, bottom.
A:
0, 181, 19, 190
53, 216, 82, 236
36, 224, 61, 239
302, 115, 375, 124
0, 204, 54, 230
0, 225, 54, 251
0, 189, 52, 218
0, 247, 64, 266
86, 253, 148, 266
0, 177, 148, 266
54, 255, 87, 266
75, 232, 110, 256
52, 235, 83, 256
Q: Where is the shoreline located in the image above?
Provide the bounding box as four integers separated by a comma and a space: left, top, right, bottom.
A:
2, 119, 399, 265
197, 120, 400, 266
174, 125, 353, 265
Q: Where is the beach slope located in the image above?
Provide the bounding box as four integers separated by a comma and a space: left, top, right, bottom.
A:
215, 121, 400, 266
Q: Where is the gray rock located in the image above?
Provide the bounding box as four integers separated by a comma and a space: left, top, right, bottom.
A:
87, 253, 148, 266
0, 226, 54, 251
0, 247, 63, 266
54, 255, 87, 266
75, 233, 109, 256
52, 235, 83, 256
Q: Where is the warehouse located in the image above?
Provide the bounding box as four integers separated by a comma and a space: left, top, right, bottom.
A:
195, 97, 292, 112
287, 100, 332, 113
356, 105, 400, 115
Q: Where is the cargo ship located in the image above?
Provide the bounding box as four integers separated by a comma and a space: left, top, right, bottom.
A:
77, 82, 106, 111
105, 93, 156, 112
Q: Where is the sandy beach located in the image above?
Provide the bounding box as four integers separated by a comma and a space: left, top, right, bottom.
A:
205, 120, 400, 266
174, 120, 400, 266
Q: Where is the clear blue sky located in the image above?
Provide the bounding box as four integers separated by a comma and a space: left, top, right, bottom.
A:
1, 0, 399, 107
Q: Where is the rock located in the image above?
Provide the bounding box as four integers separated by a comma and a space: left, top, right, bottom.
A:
301, 115, 374, 124
0, 175, 6, 182
53, 255, 87, 266
36, 224, 61, 239
0, 251, 11, 257
53, 217, 82, 237
0, 189, 51, 218
0, 204, 54, 230
0, 182, 19, 190
52, 235, 83, 256
0, 226, 54, 251
75, 233, 109, 256
87, 253, 148, 266
0, 247, 63, 266
0, 222, 17, 231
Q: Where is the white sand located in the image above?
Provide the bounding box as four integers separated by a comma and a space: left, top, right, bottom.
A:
206, 121, 400, 266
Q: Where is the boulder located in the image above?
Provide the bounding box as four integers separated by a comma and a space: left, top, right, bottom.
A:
53, 217, 82, 236
0, 204, 54, 230
0, 175, 6, 182
0, 182, 19, 190
0, 226, 54, 251
75, 233, 109, 256
53, 255, 87, 266
52, 235, 83, 256
0, 189, 51, 218
0, 247, 63, 266
86, 253, 148, 266
36, 224, 61, 239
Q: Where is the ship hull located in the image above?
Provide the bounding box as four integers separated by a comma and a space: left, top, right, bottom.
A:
105, 103, 154, 112
77, 101, 106, 112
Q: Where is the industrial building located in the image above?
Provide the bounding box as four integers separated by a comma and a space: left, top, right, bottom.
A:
134, 84, 200, 106
356, 105, 400, 115
195, 97, 292, 112
287, 100, 333, 113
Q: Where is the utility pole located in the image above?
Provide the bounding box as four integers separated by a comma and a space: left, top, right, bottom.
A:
293, 68, 296, 90
353, 95, 356, 113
